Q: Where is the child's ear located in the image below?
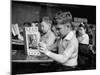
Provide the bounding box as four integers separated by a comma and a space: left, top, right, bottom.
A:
84, 28, 86, 32
49, 23, 51, 28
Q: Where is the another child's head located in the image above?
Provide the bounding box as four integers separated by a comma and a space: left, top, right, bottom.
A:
55, 11, 72, 24
31, 21, 39, 27
78, 22, 87, 35
23, 22, 31, 28
41, 16, 52, 33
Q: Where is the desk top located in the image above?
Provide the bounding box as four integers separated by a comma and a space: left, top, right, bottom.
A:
12, 50, 53, 63
12, 39, 53, 63
12, 39, 24, 45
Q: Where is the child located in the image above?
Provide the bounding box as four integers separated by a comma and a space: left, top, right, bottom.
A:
77, 23, 91, 69
77, 23, 89, 45
40, 16, 56, 50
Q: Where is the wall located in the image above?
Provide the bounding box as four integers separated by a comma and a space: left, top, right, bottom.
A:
12, 2, 41, 27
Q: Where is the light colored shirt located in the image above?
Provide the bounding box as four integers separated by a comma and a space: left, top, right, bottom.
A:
46, 31, 78, 67
58, 31, 78, 66
78, 34, 89, 44
40, 30, 56, 49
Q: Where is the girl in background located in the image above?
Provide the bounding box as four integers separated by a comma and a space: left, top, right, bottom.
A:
77, 23, 91, 69
77, 23, 89, 44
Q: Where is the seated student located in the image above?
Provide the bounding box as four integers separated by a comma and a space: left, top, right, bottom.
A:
21, 22, 32, 32
23, 22, 31, 28
20, 22, 31, 38
40, 16, 56, 50
31, 21, 39, 27
77, 23, 89, 45
39, 12, 79, 71
77, 23, 91, 69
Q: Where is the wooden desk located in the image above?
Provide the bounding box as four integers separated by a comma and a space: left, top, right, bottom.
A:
12, 39, 24, 45
12, 39, 53, 63
12, 40, 54, 74
12, 50, 53, 63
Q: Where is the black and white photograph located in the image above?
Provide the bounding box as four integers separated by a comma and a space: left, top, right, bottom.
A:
11, 0, 96, 75
28, 34, 37, 49
24, 27, 41, 56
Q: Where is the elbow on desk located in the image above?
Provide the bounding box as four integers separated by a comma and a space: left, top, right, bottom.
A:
56, 55, 68, 64
57, 59, 67, 64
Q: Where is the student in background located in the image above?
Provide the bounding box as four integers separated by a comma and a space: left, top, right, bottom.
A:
20, 22, 31, 38
77, 23, 89, 44
23, 22, 31, 28
40, 16, 56, 50
77, 23, 92, 69
31, 21, 39, 27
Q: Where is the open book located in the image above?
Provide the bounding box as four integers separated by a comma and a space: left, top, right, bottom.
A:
11, 24, 24, 40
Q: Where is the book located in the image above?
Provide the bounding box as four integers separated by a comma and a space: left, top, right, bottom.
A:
24, 26, 41, 56
11, 24, 24, 40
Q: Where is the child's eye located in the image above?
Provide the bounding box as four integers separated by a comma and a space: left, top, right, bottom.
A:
56, 28, 60, 30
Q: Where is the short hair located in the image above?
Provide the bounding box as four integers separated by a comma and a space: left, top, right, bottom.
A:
42, 16, 52, 25
23, 22, 31, 27
55, 11, 73, 29
79, 22, 89, 33
32, 21, 39, 23
55, 11, 72, 24
79, 22, 87, 29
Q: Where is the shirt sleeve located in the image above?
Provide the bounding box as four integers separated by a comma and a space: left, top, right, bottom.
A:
45, 40, 76, 64
62, 41, 75, 62
46, 33, 56, 48
47, 40, 58, 51
81, 34, 89, 44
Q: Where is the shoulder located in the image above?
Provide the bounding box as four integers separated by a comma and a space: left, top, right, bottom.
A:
50, 31, 56, 38
80, 34, 89, 44
83, 34, 89, 38
64, 36, 78, 47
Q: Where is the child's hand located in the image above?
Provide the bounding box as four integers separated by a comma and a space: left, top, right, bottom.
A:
39, 42, 48, 54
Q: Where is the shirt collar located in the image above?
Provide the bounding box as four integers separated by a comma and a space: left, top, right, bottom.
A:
43, 30, 51, 37
64, 31, 74, 41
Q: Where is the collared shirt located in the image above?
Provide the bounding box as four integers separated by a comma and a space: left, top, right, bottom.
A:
58, 31, 78, 66
40, 30, 56, 49
78, 33, 89, 44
